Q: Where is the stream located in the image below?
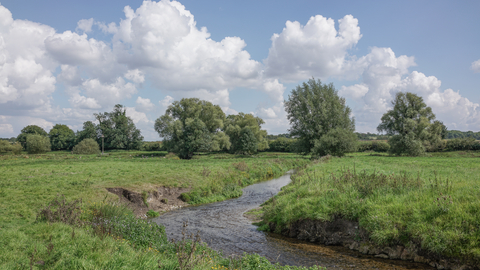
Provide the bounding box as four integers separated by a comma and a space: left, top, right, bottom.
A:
154, 172, 433, 269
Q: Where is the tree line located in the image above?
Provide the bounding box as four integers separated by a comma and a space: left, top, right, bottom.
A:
2, 79, 479, 157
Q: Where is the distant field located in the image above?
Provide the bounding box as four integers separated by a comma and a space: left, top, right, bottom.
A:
260, 151, 480, 265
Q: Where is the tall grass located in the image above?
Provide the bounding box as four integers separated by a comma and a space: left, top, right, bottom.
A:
260, 152, 480, 264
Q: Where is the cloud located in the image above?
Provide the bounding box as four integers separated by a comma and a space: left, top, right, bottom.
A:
125, 69, 145, 84
159, 95, 174, 108
472, 59, 480, 73
112, 0, 263, 93
81, 77, 137, 107
125, 107, 150, 124
135, 97, 155, 111
76, 18, 94, 33
0, 6, 57, 111
338, 47, 479, 132
264, 14, 362, 81
0, 123, 13, 134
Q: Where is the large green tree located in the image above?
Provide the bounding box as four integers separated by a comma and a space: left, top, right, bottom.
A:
284, 78, 357, 157
49, 124, 75, 150
154, 98, 230, 159
16, 125, 48, 150
94, 104, 144, 150
224, 113, 268, 154
377, 92, 446, 156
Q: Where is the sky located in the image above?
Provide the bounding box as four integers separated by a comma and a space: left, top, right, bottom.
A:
0, 0, 479, 141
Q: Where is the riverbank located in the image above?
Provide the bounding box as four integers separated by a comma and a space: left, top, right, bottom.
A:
0, 150, 320, 269
257, 152, 480, 270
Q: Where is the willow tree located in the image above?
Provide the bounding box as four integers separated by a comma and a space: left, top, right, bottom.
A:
285, 78, 357, 157
377, 92, 446, 156
154, 98, 231, 159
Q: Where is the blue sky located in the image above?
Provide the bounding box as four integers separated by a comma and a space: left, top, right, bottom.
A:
1, 0, 479, 140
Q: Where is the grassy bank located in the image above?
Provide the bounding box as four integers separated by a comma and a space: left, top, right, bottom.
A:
0, 150, 322, 269
259, 152, 480, 265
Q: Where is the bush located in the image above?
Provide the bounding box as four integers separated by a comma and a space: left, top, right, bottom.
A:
26, 134, 51, 154
142, 141, 164, 151
371, 141, 390, 152
72, 138, 100, 155
268, 137, 296, 152
388, 134, 425, 156
446, 137, 477, 151
0, 141, 22, 154
312, 128, 357, 157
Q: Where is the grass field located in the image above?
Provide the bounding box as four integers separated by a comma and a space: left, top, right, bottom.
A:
260, 151, 480, 265
0, 150, 324, 269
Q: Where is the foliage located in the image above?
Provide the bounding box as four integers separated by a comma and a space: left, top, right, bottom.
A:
268, 137, 296, 152
446, 130, 480, 140
224, 112, 269, 154
357, 141, 391, 152
446, 137, 480, 151
377, 92, 447, 156
75, 121, 98, 144
26, 134, 51, 154
285, 78, 356, 156
154, 98, 230, 159
49, 124, 75, 150
16, 125, 48, 150
260, 152, 480, 265
83, 201, 169, 251
95, 104, 144, 150
146, 210, 160, 218
312, 127, 357, 157
0, 140, 22, 154
141, 141, 165, 151
72, 138, 100, 155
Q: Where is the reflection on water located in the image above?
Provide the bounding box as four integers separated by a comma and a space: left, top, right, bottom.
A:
154, 172, 433, 269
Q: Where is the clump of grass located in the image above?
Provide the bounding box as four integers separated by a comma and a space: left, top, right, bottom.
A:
170, 221, 206, 270
141, 191, 149, 207
36, 194, 83, 226
146, 209, 159, 218
82, 201, 169, 251
232, 161, 249, 171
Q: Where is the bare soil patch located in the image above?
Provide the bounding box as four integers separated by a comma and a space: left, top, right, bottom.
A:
106, 186, 191, 217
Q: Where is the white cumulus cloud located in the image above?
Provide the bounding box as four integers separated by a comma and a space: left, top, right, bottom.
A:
264, 14, 362, 81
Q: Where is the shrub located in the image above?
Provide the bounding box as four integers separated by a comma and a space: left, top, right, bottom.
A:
446, 137, 477, 151
26, 134, 51, 154
312, 128, 357, 157
142, 141, 164, 151
0, 141, 22, 154
371, 141, 390, 152
268, 137, 296, 152
72, 138, 100, 155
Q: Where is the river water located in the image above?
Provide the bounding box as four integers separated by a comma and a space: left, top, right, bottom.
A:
154, 172, 433, 269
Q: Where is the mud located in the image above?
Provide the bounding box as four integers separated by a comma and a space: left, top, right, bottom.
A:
106, 186, 190, 217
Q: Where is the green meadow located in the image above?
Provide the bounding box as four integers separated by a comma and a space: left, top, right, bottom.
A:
260, 151, 480, 265
0, 151, 325, 270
